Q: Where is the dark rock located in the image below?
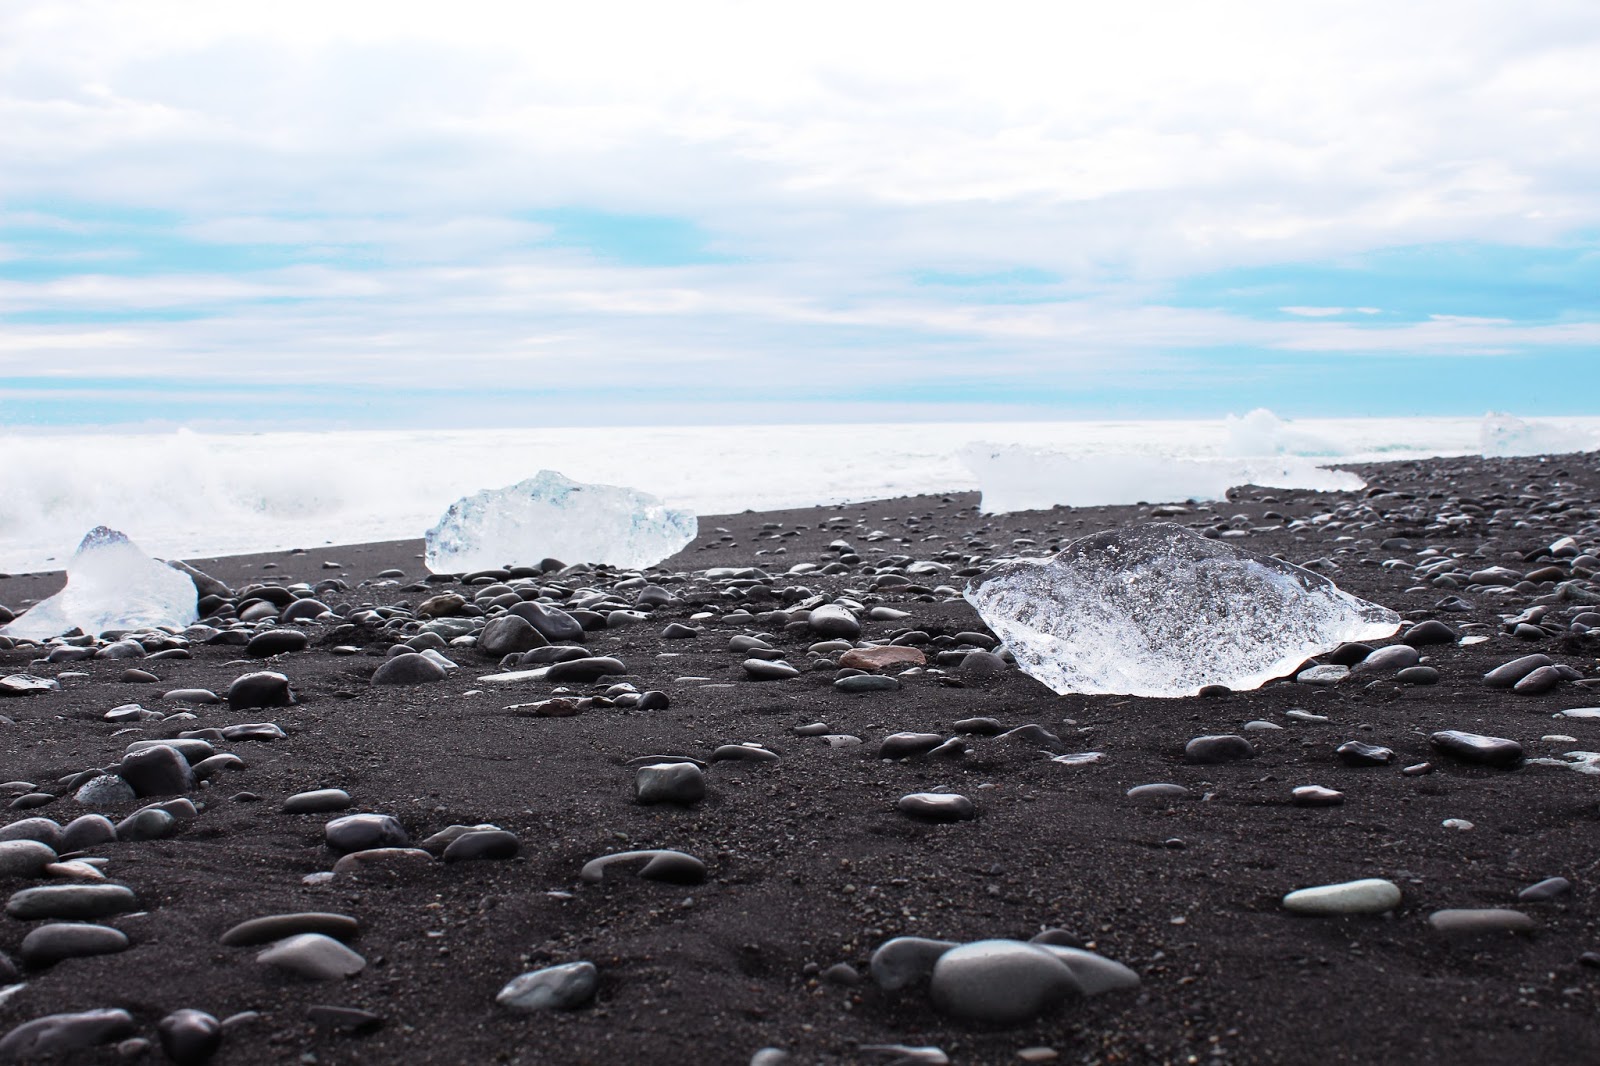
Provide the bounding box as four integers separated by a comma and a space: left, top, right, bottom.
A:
157, 1009, 222, 1065
1429, 730, 1523, 768
478, 615, 549, 657
221, 912, 361, 947
545, 657, 627, 682
117, 744, 195, 797
324, 813, 408, 854
0, 1009, 135, 1059
442, 829, 520, 862
371, 653, 448, 686
1336, 741, 1395, 767
1483, 654, 1553, 688
19, 923, 130, 967
246, 629, 309, 657
1518, 876, 1573, 902
227, 672, 293, 709
1183, 735, 1255, 764
896, 793, 975, 822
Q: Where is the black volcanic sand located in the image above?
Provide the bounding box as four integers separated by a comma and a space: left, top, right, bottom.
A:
2, 452, 1600, 1065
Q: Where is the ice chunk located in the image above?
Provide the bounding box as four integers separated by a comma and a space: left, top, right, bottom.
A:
964, 523, 1400, 698
959, 443, 1364, 513
425, 470, 696, 573
0, 526, 198, 641
1479, 412, 1598, 457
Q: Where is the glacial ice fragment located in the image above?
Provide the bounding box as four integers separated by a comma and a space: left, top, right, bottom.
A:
425, 470, 696, 573
0, 527, 198, 641
964, 523, 1400, 698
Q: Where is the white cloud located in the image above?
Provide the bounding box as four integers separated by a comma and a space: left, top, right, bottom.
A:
0, 0, 1597, 416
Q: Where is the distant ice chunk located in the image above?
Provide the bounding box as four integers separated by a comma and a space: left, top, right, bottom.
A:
1222, 408, 1340, 457
425, 470, 697, 573
0, 526, 198, 641
964, 523, 1400, 698
960, 443, 1364, 513
1479, 412, 1598, 457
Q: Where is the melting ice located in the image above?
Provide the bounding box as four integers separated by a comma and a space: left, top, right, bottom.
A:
965, 523, 1400, 698
0, 527, 198, 641
425, 470, 697, 573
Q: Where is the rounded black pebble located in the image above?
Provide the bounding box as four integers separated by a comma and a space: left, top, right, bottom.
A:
370, 653, 448, 686
441, 830, 520, 863
637, 690, 670, 710
157, 1009, 222, 1065
1183, 735, 1255, 764
1429, 730, 1523, 769
226, 672, 293, 710
246, 630, 309, 657
1402, 620, 1459, 646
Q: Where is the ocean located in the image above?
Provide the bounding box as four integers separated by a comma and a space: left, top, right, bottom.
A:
1, 410, 1596, 573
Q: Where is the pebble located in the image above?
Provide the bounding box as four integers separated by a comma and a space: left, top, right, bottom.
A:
19, 922, 130, 966
879, 733, 946, 759
324, 813, 409, 854
807, 605, 861, 639
116, 807, 178, 841
370, 653, 448, 686
1335, 741, 1395, 766
0, 818, 63, 850
246, 629, 309, 657
634, 762, 706, 804
118, 743, 196, 797
710, 744, 780, 764
1183, 734, 1255, 764
546, 657, 627, 682
496, 961, 598, 1011
59, 815, 116, 852
0, 839, 56, 878
6, 884, 138, 920
0, 1008, 135, 1059
1282, 878, 1402, 915
331, 848, 434, 876
1517, 877, 1573, 902
226, 672, 293, 709
1296, 665, 1349, 686
869, 936, 957, 990
1514, 665, 1566, 694
1291, 785, 1344, 807
580, 849, 706, 885
1427, 908, 1535, 936
743, 659, 800, 681
927, 939, 1081, 1023
1403, 619, 1459, 646
835, 673, 901, 693
220, 912, 361, 947
441, 830, 521, 862
282, 789, 353, 815
896, 793, 975, 822
157, 1009, 222, 1065
1126, 783, 1190, 802
74, 773, 143, 807
1483, 654, 1553, 688
838, 646, 926, 671
256, 933, 367, 978
1429, 730, 1523, 768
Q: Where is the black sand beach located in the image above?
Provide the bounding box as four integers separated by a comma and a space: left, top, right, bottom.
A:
3, 452, 1600, 1064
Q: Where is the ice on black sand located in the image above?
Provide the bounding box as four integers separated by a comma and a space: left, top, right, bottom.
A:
0, 527, 197, 641
424, 470, 696, 572
964, 523, 1399, 698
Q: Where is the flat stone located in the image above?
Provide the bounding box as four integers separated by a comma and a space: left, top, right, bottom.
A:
324, 813, 408, 854
0, 839, 56, 878
838, 646, 926, 671
220, 912, 361, 947
1427, 908, 1536, 936
6, 884, 138, 921
75, 774, 137, 807
1183, 735, 1255, 764
834, 673, 901, 693
0, 1009, 135, 1059
1430, 730, 1523, 769
1126, 783, 1190, 802
928, 940, 1081, 1023
18, 922, 129, 967
1031, 945, 1141, 996
1519, 876, 1573, 902
896, 793, 975, 822
709, 744, 780, 764
331, 848, 434, 876
256, 933, 366, 978
496, 961, 598, 1011
1291, 785, 1344, 807
441, 830, 520, 862
1335, 741, 1395, 767
1296, 665, 1349, 686
247, 629, 309, 657
1483, 654, 1553, 688
371, 653, 448, 686
282, 789, 353, 815
743, 659, 800, 681
879, 733, 946, 759
226, 671, 292, 709
579, 849, 705, 885
1282, 878, 1402, 915
115, 807, 177, 841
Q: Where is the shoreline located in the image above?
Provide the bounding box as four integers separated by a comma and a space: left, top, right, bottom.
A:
2, 454, 1599, 1063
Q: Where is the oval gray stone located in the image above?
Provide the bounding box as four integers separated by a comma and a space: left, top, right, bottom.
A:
496, 961, 598, 1011
6, 883, 138, 921
256, 933, 366, 978
928, 940, 1081, 1023
19, 922, 130, 967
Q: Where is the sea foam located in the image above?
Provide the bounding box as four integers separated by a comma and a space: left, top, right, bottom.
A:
1, 412, 1595, 572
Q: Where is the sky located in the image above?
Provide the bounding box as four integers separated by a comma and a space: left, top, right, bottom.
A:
1, 0, 1598, 430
